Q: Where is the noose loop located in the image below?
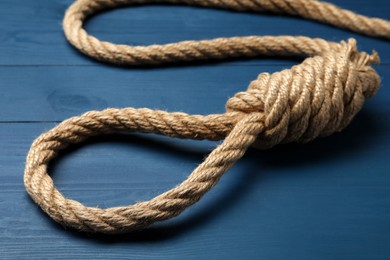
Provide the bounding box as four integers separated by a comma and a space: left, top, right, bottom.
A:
24, 0, 387, 233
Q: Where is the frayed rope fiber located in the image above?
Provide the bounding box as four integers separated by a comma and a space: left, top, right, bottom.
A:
24, 0, 390, 233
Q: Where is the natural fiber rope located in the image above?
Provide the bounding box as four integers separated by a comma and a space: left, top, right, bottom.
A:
24, 0, 389, 234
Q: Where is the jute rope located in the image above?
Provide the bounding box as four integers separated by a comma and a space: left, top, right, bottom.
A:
24, 0, 389, 234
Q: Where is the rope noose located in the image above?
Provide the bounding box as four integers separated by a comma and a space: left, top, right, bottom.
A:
24, 0, 389, 233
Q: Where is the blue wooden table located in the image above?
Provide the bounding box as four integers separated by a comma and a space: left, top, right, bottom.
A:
0, 0, 389, 259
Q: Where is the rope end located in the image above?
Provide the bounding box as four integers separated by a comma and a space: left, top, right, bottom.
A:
369, 50, 380, 65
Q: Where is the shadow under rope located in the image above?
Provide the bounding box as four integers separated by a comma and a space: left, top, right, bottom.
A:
27, 106, 386, 243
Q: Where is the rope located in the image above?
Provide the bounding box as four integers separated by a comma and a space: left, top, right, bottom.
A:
24, 0, 388, 234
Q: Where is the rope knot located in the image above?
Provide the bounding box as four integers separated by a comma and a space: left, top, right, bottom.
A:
226, 39, 381, 149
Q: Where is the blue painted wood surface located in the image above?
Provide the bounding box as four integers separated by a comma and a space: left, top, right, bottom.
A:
0, 0, 389, 259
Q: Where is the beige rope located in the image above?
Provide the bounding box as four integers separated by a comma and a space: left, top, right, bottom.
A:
24, 0, 388, 234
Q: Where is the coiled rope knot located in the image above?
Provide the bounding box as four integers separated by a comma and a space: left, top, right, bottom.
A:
226, 39, 380, 149
24, 0, 388, 234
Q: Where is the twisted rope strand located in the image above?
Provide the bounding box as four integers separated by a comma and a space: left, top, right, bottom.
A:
63, 0, 390, 65
25, 0, 388, 233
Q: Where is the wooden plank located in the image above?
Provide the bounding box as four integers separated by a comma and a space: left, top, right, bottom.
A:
0, 0, 389, 66
1, 117, 390, 259
0, 64, 290, 121
1, 0, 390, 259
0, 64, 389, 122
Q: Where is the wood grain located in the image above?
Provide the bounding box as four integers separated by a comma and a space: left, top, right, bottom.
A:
0, 0, 389, 259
